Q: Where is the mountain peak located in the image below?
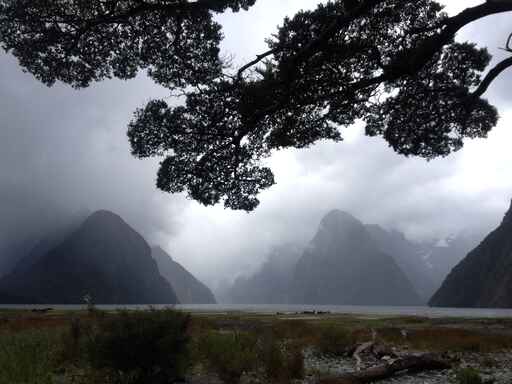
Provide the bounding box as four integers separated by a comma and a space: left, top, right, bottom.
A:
85, 210, 124, 224
0, 210, 178, 304
321, 210, 362, 228
293, 209, 422, 306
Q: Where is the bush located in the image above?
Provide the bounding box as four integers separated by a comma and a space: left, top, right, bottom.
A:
315, 326, 355, 356
86, 309, 190, 384
260, 336, 304, 383
454, 367, 483, 384
199, 331, 259, 384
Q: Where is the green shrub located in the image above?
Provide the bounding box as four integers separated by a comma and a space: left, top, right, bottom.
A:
0, 329, 59, 384
199, 331, 259, 384
454, 367, 483, 384
86, 309, 190, 384
315, 326, 354, 356
259, 334, 304, 384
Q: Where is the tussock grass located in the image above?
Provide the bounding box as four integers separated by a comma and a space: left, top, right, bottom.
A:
0, 329, 60, 384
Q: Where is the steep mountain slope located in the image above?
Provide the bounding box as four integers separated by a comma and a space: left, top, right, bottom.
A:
152, 247, 216, 304
225, 244, 302, 304
0, 210, 178, 304
366, 225, 435, 301
10, 212, 89, 276
430, 201, 512, 308
291, 211, 422, 306
421, 233, 483, 292
0, 210, 88, 278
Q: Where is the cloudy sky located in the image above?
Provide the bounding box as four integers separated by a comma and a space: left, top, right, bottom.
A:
0, 0, 511, 291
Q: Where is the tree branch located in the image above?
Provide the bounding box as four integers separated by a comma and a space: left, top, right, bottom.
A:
235, 0, 389, 80
236, 48, 279, 79
472, 56, 512, 98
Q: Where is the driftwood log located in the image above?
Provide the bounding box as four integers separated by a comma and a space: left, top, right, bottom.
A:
353, 342, 374, 371
318, 353, 451, 384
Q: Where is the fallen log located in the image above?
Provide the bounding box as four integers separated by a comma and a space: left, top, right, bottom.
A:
353, 342, 374, 371
318, 353, 451, 384
371, 343, 397, 360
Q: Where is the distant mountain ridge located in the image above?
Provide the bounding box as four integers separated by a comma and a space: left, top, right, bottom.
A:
152, 246, 216, 304
430, 201, 512, 308
225, 244, 301, 304
221, 210, 482, 306
0, 210, 178, 304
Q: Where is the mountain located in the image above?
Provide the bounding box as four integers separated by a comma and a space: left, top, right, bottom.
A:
10, 211, 89, 277
430, 201, 512, 308
291, 210, 422, 306
225, 244, 302, 304
0, 210, 89, 278
366, 225, 435, 301
152, 247, 216, 304
0, 210, 178, 304
0, 291, 35, 304
421, 233, 483, 292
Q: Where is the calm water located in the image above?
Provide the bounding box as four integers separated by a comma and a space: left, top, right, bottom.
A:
2, 304, 512, 318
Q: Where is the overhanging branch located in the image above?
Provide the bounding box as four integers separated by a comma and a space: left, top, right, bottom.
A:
472, 56, 512, 98
236, 48, 279, 79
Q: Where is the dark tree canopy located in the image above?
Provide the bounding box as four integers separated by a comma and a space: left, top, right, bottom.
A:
1, 0, 511, 211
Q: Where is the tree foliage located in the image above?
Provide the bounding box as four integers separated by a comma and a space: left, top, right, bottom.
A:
0, 0, 511, 210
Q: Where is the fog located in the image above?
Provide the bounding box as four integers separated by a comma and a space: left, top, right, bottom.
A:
0, 0, 511, 292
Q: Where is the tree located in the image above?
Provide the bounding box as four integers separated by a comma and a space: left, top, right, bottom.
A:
0, 0, 511, 211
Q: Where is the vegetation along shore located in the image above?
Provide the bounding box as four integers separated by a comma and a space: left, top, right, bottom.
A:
1, 308, 511, 384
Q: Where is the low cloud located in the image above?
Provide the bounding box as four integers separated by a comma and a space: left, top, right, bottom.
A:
0, 1, 510, 291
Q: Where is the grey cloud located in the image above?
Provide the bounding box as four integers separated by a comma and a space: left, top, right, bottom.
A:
0, 53, 188, 271
1, 1, 511, 293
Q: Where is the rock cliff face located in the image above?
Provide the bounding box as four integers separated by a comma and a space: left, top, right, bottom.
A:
152, 246, 216, 304
430, 201, 512, 308
291, 211, 422, 306
0, 210, 178, 304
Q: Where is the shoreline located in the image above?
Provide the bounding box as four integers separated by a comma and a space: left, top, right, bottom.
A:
3, 303, 512, 319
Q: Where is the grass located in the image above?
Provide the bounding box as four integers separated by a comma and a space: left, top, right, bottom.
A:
0, 310, 511, 383
0, 329, 61, 384
196, 331, 259, 384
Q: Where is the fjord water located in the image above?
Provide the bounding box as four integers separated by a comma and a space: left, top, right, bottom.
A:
2, 304, 512, 318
